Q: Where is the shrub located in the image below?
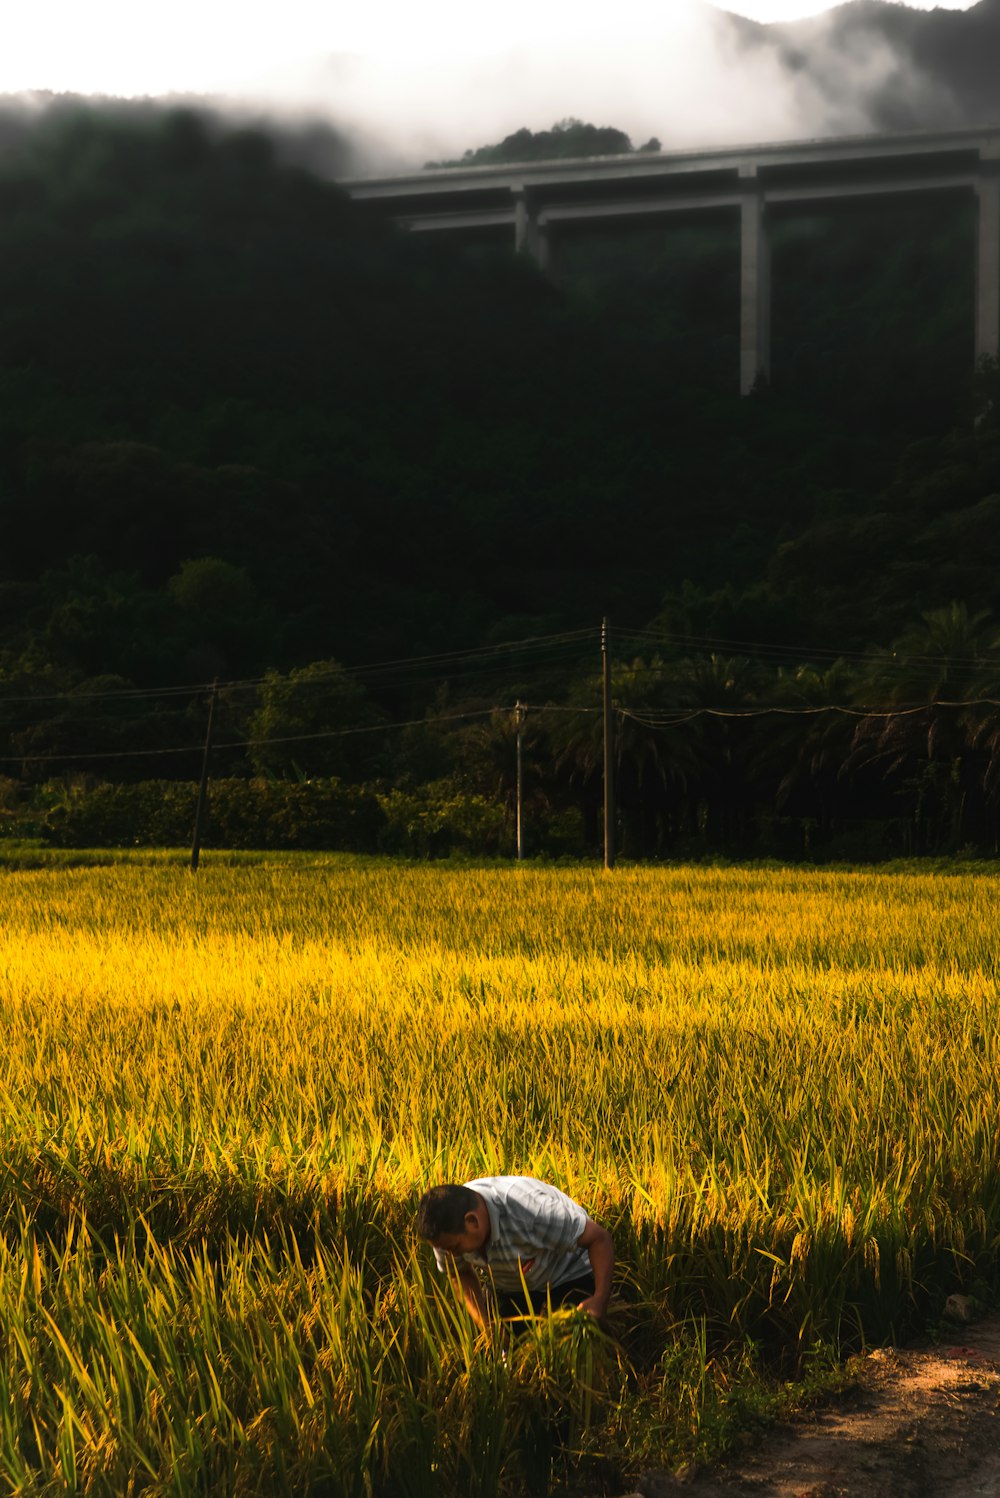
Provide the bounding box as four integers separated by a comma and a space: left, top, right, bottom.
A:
377, 780, 509, 857
42, 778, 385, 851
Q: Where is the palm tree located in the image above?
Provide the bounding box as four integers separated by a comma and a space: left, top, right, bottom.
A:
670, 652, 764, 852
751, 659, 861, 852
611, 654, 701, 856
848, 603, 1000, 851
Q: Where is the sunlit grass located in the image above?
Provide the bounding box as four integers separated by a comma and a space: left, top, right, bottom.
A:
0, 855, 997, 1492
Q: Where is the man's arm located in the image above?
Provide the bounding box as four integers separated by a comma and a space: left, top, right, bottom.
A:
575, 1217, 614, 1319
456, 1265, 489, 1329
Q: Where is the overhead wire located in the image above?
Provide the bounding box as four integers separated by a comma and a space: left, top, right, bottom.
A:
335, 629, 597, 681
321, 643, 599, 695
0, 641, 599, 754
0, 627, 600, 707
5, 691, 1000, 766
618, 698, 1000, 729
7, 619, 1000, 766
0, 707, 502, 766
7, 615, 998, 715
613, 624, 1000, 674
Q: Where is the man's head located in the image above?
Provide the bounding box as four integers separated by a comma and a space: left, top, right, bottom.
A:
416, 1183, 490, 1256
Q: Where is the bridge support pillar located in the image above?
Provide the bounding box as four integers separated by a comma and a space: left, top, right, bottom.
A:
740, 166, 771, 395
975, 149, 1000, 364
513, 188, 551, 273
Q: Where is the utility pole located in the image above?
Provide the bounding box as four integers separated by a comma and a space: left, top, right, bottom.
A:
190, 679, 218, 873
602, 618, 615, 870
514, 700, 526, 861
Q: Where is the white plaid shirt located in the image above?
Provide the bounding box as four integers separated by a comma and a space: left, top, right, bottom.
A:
433, 1175, 591, 1292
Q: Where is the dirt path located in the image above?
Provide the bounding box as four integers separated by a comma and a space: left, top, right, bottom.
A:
625, 1314, 1000, 1498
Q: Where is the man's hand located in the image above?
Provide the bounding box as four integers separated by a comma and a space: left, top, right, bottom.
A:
457, 1265, 489, 1329
453, 1266, 511, 1354
576, 1218, 614, 1320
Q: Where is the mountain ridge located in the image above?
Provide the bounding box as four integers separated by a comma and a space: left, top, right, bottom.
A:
721, 0, 1000, 133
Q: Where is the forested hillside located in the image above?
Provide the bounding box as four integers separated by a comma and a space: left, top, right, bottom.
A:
725, 0, 1000, 133
1, 101, 999, 857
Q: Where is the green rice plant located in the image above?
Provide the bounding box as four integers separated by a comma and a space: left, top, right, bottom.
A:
0, 855, 999, 1490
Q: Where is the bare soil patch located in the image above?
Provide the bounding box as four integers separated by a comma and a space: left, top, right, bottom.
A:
626, 1315, 1000, 1498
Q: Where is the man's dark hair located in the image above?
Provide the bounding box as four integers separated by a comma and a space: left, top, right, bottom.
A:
415, 1184, 480, 1241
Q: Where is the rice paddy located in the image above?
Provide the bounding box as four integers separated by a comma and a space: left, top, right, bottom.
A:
0, 854, 998, 1494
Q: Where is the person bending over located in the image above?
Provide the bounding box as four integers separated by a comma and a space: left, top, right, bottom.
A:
416, 1175, 614, 1330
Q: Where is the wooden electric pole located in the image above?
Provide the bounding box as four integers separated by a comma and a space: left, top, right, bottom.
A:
190, 679, 218, 873
602, 618, 616, 870
514, 700, 526, 861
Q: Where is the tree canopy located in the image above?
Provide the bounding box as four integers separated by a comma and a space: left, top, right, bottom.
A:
424, 118, 661, 169
1, 100, 999, 856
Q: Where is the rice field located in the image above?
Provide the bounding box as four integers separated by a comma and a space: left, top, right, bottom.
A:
0, 853, 998, 1495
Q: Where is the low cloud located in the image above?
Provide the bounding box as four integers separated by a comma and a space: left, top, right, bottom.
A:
0, 90, 367, 180
0, 2, 987, 179
219, 2, 971, 172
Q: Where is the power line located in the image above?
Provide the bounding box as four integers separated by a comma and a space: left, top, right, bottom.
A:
0, 648, 597, 752
0, 643, 594, 728
0, 627, 599, 707
322, 643, 598, 695
614, 624, 1000, 674
0, 681, 208, 707
7, 693, 1000, 765
0, 707, 501, 766
7, 615, 1000, 714
619, 698, 1000, 729
523, 703, 599, 714
336, 629, 597, 681
218, 707, 500, 751
9, 620, 1000, 767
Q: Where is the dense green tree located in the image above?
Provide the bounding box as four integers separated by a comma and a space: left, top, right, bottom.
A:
846, 604, 1000, 850
247, 661, 385, 781
1, 102, 999, 854
426, 119, 636, 169
167, 557, 271, 678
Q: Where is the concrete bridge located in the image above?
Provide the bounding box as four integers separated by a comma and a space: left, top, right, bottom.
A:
345, 127, 1000, 394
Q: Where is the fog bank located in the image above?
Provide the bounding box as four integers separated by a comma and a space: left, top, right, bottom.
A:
225, 1, 974, 171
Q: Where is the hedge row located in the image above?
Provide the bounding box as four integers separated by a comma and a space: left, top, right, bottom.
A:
29, 778, 585, 857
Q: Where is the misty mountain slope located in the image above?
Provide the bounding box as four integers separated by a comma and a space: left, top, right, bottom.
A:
225, 0, 997, 173
0, 105, 754, 665
725, 0, 1000, 133
0, 100, 994, 697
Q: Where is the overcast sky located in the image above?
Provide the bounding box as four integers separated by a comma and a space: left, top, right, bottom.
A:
4, 0, 982, 166
3, 0, 977, 96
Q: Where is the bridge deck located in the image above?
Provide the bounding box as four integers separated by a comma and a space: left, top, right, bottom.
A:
343, 128, 1000, 393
